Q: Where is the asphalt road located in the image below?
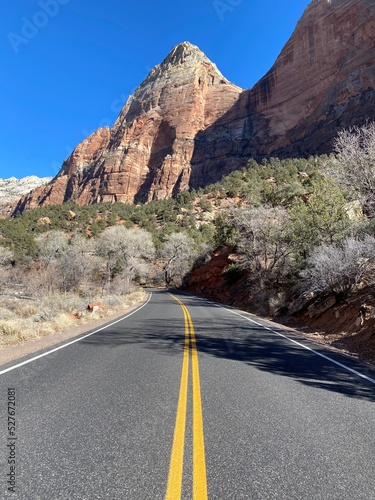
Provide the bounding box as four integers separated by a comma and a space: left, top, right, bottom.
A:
1, 290, 375, 499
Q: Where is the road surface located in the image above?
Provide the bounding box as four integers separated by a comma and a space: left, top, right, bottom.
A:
1, 290, 375, 499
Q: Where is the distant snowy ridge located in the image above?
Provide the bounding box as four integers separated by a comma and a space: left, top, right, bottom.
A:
0, 175, 52, 203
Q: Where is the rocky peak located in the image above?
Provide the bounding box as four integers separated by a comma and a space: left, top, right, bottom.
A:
116, 41, 238, 127
140, 41, 229, 86
163, 41, 208, 67
14, 41, 243, 212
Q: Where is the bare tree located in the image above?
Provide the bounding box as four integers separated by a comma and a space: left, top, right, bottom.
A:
231, 206, 295, 285
96, 226, 155, 291
301, 236, 375, 300
161, 232, 195, 287
323, 123, 375, 212
35, 231, 69, 267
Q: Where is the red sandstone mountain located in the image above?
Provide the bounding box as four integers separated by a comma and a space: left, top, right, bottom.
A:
16, 43, 242, 210
15, 0, 375, 212
190, 0, 375, 186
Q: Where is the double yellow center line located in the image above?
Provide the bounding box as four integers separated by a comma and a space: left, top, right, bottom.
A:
165, 295, 208, 500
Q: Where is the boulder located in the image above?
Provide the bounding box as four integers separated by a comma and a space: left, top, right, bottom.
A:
87, 302, 104, 313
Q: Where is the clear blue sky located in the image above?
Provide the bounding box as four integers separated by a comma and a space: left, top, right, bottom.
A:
0, 0, 310, 179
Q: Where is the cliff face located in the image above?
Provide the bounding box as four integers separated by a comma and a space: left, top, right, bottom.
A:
267, 0, 375, 153
276, 0, 375, 155
190, 0, 375, 185
15, 0, 375, 212
16, 42, 242, 211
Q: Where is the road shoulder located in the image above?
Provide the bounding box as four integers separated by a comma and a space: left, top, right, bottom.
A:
0, 293, 150, 367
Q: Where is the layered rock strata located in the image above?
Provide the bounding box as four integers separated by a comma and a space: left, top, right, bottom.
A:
16, 42, 242, 211
190, 0, 375, 185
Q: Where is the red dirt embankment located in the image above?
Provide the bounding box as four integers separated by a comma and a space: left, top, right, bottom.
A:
184, 246, 375, 366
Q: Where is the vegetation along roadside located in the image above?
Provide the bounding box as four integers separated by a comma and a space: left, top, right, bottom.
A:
1, 124, 375, 366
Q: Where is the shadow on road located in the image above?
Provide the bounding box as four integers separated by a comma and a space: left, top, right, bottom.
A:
81, 291, 375, 403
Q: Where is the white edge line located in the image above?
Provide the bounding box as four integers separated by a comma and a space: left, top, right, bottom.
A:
220, 305, 375, 385
181, 293, 375, 386
0, 293, 152, 376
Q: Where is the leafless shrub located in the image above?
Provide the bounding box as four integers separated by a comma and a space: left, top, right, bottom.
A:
33, 308, 55, 323
109, 272, 136, 296
193, 243, 213, 269
31, 293, 85, 323
301, 236, 375, 300
101, 294, 124, 308
230, 206, 295, 288
40, 293, 86, 315
323, 122, 375, 212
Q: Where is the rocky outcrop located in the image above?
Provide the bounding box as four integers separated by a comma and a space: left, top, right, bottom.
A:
15, 128, 111, 211
0, 176, 52, 217
14, 0, 375, 212
0, 176, 52, 203
263, 0, 375, 153
15, 42, 242, 211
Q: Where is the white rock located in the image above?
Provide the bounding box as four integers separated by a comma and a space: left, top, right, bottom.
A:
0, 175, 52, 203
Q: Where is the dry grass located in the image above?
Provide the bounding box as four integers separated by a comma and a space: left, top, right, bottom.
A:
14, 304, 39, 318
0, 289, 146, 348
0, 321, 24, 341
0, 307, 14, 321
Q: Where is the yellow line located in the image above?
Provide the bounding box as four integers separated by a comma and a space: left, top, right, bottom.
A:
166, 295, 208, 500
165, 300, 190, 500
188, 309, 208, 500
